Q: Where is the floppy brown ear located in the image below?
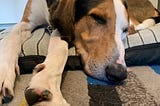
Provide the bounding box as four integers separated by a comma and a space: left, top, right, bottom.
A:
50, 0, 76, 37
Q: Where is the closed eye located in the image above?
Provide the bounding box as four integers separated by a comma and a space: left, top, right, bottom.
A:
90, 13, 106, 24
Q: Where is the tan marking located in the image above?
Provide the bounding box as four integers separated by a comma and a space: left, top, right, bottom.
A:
21, 0, 32, 22
126, 0, 157, 22
154, 10, 159, 17
89, 8, 106, 19
129, 14, 140, 26
128, 25, 137, 35
74, 0, 117, 76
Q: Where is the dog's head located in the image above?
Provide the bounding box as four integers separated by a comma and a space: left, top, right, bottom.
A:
49, 0, 129, 82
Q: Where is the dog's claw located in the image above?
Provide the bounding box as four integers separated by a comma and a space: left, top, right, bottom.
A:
2, 88, 13, 104
25, 88, 52, 106
41, 90, 53, 100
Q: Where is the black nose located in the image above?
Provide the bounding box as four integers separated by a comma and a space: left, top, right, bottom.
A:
105, 63, 127, 82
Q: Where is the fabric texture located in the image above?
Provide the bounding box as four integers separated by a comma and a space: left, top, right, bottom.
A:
125, 23, 160, 66
6, 66, 160, 106
1, 24, 160, 105
125, 23, 160, 48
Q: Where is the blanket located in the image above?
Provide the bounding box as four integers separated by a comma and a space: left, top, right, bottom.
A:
5, 66, 160, 106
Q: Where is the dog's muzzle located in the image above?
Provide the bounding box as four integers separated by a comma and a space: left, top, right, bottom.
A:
105, 63, 127, 82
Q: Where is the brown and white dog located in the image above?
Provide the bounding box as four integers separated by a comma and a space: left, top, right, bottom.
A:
125, 0, 160, 34
0, 0, 159, 105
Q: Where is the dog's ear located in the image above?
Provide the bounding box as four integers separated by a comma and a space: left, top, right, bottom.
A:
50, 0, 76, 37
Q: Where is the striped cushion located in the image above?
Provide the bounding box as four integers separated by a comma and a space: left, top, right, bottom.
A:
0, 27, 77, 57
1, 23, 160, 67
125, 23, 160, 66
125, 23, 160, 48
0, 27, 78, 74
21, 28, 50, 56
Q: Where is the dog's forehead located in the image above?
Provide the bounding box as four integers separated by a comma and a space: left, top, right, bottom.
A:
75, 0, 115, 22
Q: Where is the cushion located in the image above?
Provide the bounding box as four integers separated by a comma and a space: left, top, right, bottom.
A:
0, 26, 82, 74
1, 23, 160, 72
125, 23, 160, 66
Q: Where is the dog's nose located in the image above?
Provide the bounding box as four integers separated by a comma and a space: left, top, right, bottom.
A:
105, 63, 127, 82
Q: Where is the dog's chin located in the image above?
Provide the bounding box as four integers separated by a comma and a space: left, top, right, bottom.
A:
84, 63, 127, 83
83, 64, 108, 81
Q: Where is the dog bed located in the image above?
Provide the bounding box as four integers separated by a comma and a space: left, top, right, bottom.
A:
0, 23, 160, 105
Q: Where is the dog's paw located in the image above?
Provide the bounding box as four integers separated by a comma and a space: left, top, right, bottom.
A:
135, 24, 146, 31
25, 63, 70, 106
32, 97, 70, 106
0, 62, 20, 104
25, 87, 53, 106
0, 22, 31, 105
0, 65, 19, 104
135, 18, 155, 31
25, 85, 70, 106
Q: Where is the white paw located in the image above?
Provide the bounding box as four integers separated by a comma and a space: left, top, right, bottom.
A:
0, 63, 19, 104
135, 18, 155, 31
135, 24, 146, 31
25, 64, 70, 106
24, 32, 69, 106
0, 22, 31, 104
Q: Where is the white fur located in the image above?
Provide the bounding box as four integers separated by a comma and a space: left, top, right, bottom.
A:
135, 18, 156, 30
27, 30, 70, 106
113, 0, 128, 66
0, 22, 31, 104
29, 0, 50, 30
0, 0, 59, 105
113, 0, 128, 41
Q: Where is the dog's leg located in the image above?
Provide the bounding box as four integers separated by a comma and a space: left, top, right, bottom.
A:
135, 18, 156, 31
25, 30, 70, 106
0, 22, 31, 104
0, 0, 52, 104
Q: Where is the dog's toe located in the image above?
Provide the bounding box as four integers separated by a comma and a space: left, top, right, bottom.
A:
2, 93, 13, 104
41, 90, 52, 100
25, 88, 52, 106
1, 88, 14, 104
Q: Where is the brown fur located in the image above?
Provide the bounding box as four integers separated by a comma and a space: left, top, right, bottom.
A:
48, 0, 120, 78
126, 0, 157, 23
50, 0, 76, 37
74, 0, 117, 75
125, 0, 160, 34
20, 0, 127, 81
21, 0, 32, 22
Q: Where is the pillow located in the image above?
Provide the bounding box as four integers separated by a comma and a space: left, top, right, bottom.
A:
0, 26, 83, 74
125, 23, 160, 66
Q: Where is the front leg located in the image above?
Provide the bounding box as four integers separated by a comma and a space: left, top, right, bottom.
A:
25, 30, 70, 106
0, 22, 31, 104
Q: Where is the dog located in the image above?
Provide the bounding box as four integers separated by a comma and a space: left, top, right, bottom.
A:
0, 0, 159, 105
125, 0, 160, 34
